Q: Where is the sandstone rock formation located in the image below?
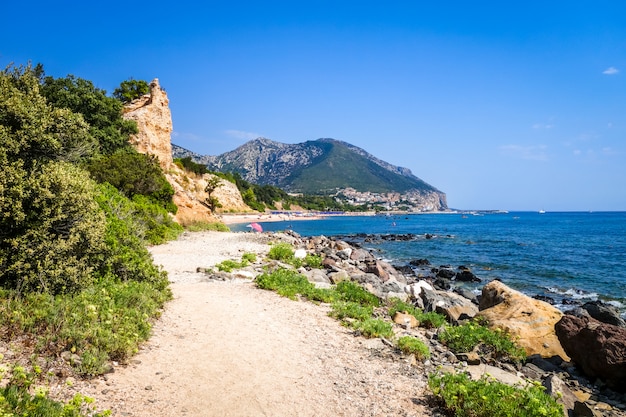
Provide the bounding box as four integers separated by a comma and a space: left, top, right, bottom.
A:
477, 280, 570, 360
123, 79, 250, 223
123, 79, 173, 170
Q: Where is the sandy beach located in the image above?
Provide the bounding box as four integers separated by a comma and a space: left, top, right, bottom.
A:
74, 231, 431, 416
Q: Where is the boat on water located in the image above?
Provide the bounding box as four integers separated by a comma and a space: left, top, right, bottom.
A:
539, 209, 546, 214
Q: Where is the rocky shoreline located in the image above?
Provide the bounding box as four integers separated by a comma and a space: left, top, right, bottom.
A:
206, 230, 626, 416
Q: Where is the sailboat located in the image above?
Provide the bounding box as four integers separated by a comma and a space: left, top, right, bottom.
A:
538, 209, 546, 214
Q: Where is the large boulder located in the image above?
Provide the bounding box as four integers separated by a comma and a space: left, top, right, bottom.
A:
555, 314, 626, 392
477, 280, 569, 360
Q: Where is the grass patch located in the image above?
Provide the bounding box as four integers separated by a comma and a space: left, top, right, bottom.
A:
255, 268, 335, 303
329, 301, 373, 322
214, 253, 257, 272
438, 320, 526, 363
388, 298, 446, 329
353, 318, 394, 339
397, 336, 430, 360
268, 243, 294, 262
428, 372, 563, 417
335, 281, 380, 307
0, 277, 171, 376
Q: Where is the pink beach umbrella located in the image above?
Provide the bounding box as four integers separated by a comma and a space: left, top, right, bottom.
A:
247, 222, 263, 232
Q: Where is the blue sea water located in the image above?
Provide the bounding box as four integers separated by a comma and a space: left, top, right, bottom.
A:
231, 212, 626, 314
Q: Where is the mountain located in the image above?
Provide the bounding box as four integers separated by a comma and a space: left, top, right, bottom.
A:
173, 138, 447, 211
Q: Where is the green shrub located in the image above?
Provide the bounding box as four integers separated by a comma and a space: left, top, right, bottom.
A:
428, 372, 563, 417
336, 281, 380, 307
0, 162, 107, 294
173, 156, 209, 175
438, 321, 526, 363
87, 151, 176, 213
242, 253, 257, 263
94, 183, 169, 288
397, 336, 430, 360
268, 243, 295, 262
353, 318, 394, 339
0, 364, 110, 416
329, 301, 373, 322
255, 267, 335, 303
304, 253, 323, 269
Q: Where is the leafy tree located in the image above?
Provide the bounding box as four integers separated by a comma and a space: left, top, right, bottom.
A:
39, 72, 137, 155
173, 156, 209, 175
204, 176, 223, 213
87, 150, 177, 213
113, 78, 150, 103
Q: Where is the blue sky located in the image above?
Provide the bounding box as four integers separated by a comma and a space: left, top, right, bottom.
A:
3, 1, 625, 211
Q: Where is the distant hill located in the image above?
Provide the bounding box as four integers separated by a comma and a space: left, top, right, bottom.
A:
173, 138, 447, 211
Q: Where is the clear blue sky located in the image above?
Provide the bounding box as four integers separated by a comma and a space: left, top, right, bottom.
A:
3, 1, 625, 211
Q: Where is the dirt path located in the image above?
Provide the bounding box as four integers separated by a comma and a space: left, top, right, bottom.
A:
80, 232, 432, 416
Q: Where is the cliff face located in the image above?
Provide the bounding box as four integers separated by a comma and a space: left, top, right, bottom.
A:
123, 79, 250, 222
122, 79, 173, 170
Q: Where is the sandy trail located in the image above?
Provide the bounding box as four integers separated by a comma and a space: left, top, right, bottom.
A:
81, 231, 431, 416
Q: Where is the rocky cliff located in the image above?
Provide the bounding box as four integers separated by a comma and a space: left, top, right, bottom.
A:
123, 79, 250, 222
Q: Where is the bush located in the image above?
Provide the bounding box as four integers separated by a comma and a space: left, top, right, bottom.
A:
268, 242, 295, 262
336, 281, 380, 307
397, 336, 430, 360
438, 320, 526, 363
94, 183, 169, 288
428, 372, 563, 417
303, 253, 323, 269
329, 301, 373, 322
353, 318, 394, 339
87, 150, 176, 213
255, 268, 335, 303
0, 162, 107, 294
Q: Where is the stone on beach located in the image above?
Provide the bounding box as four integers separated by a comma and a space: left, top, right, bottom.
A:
555, 314, 626, 392
477, 280, 570, 360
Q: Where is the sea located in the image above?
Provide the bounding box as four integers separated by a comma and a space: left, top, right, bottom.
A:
230, 211, 626, 317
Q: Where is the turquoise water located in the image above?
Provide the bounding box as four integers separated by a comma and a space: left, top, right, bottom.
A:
231, 212, 626, 313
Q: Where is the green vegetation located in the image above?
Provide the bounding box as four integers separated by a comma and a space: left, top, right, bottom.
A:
204, 176, 223, 213
87, 151, 177, 212
113, 78, 150, 103
329, 301, 373, 322
268, 243, 295, 262
428, 372, 563, 417
174, 156, 209, 175
353, 318, 394, 339
397, 336, 430, 360
0, 64, 177, 414
335, 281, 380, 307
214, 253, 257, 272
388, 298, 447, 329
438, 320, 526, 363
255, 268, 334, 303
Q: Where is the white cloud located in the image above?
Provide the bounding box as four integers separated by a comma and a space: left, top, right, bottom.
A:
500, 144, 548, 161
603, 67, 619, 75
225, 129, 263, 141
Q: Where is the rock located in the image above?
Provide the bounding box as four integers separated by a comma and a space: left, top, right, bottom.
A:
456, 351, 481, 365
453, 287, 478, 304
393, 312, 419, 328
328, 270, 350, 284
336, 248, 352, 260
405, 280, 434, 299
582, 301, 626, 328
322, 257, 337, 269
436, 268, 456, 279
555, 314, 626, 392
542, 374, 578, 416
302, 269, 331, 284
455, 270, 481, 283
350, 248, 372, 262
573, 401, 603, 417
465, 363, 525, 386
409, 259, 430, 266
365, 260, 390, 282
294, 248, 307, 259
421, 289, 478, 323
477, 280, 570, 360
